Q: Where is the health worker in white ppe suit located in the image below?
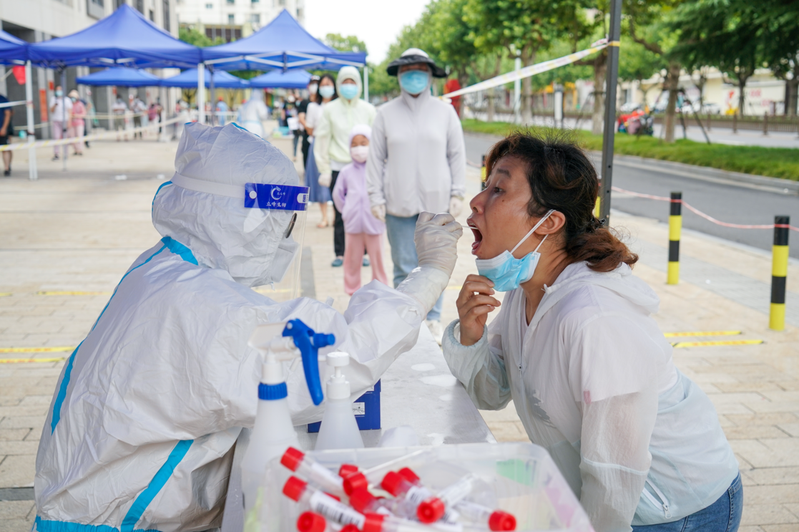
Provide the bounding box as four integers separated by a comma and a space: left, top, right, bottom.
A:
33, 122, 463, 532
444, 132, 741, 532
237, 89, 269, 138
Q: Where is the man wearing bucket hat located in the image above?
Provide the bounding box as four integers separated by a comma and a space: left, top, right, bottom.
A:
366, 48, 466, 343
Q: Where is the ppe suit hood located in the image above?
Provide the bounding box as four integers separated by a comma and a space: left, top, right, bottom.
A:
152, 122, 300, 287
336, 66, 362, 100
348, 123, 372, 146
532, 262, 660, 330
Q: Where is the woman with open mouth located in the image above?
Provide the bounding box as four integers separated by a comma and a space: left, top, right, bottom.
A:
442, 132, 741, 532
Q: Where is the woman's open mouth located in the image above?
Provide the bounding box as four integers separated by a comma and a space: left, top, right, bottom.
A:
468, 221, 483, 255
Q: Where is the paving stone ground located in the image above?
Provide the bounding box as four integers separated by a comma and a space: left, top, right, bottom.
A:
1, 127, 798, 531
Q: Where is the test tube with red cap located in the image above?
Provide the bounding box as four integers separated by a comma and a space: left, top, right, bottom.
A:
339, 464, 359, 479
417, 474, 481, 524
283, 476, 365, 528
348, 488, 418, 519
342, 449, 431, 495
360, 513, 497, 532
381, 468, 459, 523
296, 512, 361, 532
281, 447, 347, 497
455, 501, 516, 531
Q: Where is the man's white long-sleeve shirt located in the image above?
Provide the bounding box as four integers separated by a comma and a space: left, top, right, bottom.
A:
367, 90, 466, 217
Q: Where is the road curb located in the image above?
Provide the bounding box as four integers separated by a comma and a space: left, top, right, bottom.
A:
463, 129, 799, 194
605, 153, 799, 195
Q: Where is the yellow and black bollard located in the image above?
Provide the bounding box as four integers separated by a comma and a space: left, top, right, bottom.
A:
667, 192, 682, 285
480, 155, 487, 190
770, 215, 790, 331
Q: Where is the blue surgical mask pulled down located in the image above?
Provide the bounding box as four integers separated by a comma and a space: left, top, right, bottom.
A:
339, 83, 359, 100
475, 210, 555, 292
399, 70, 430, 95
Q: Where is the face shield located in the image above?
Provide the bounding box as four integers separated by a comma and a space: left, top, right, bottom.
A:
168, 173, 309, 300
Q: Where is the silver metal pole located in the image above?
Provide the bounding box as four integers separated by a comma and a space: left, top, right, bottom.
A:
197, 63, 206, 124
363, 65, 369, 102
25, 61, 37, 181
209, 67, 216, 126
514, 56, 521, 122
598, 0, 622, 224
60, 68, 67, 172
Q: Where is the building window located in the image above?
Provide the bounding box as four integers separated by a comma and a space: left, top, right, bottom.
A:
115, 0, 126, 8
228, 14, 234, 24
149, 9, 154, 20
163, 0, 171, 31
135, 0, 144, 13
251, 13, 260, 23
205, 2, 212, 7
251, 0, 259, 3
87, 0, 105, 18
226, 0, 234, 3
278, 0, 285, 6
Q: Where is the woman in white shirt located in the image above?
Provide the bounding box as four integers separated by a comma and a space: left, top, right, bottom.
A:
443, 132, 741, 532
301, 74, 335, 228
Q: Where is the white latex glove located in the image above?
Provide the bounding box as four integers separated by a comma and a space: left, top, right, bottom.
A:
449, 196, 464, 218
318, 172, 332, 188
397, 212, 463, 315
415, 212, 463, 276
371, 204, 386, 223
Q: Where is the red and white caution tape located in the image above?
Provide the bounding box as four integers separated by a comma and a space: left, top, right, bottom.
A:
611, 186, 799, 232
0, 115, 183, 152
442, 40, 612, 100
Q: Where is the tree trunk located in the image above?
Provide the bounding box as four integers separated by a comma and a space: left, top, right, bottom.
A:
787, 79, 798, 117
521, 47, 535, 125
457, 72, 468, 118
486, 56, 502, 122
663, 62, 681, 143
591, 51, 607, 136
737, 76, 747, 116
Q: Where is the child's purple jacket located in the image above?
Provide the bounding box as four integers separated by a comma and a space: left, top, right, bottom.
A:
332, 160, 386, 235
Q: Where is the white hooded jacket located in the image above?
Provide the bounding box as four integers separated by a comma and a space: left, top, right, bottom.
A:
34, 123, 429, 532
443, 262, 738, 532
366, 73, 466, 217
312, 66, 376, 176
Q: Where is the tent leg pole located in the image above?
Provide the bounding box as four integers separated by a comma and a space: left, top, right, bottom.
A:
25, 61, 37, 181
363, 65, 369, 102
61, 68, 67, 172
197, 63, 206, 124
209, 68, 216, 126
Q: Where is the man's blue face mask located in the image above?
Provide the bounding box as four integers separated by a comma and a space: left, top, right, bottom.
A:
475, 210, 555, 292
339, 83, 359, 100
399, 70, 431, 95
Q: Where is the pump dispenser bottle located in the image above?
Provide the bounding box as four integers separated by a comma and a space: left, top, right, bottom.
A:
315, 352, 365, 451
240, 319, 335, 513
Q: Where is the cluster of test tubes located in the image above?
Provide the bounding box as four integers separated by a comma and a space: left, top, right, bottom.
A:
279, 447, 517, 532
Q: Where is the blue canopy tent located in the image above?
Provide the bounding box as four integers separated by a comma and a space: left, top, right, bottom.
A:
159, 68, 248, 89
202, 10, 367, 92
27, 5, 201, 69
0, 30, 27, 65
76, 67, 162, 87
248, 69, 311, 89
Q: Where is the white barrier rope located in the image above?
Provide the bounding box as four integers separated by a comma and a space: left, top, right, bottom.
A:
0, 100, 26, 109
442, 39, 613, 100
0, 115, 183, 152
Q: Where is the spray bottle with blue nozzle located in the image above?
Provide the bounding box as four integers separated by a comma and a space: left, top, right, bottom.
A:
241, 318, 335, 513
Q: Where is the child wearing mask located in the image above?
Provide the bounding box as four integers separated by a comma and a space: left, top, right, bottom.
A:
332, 124, 388, 295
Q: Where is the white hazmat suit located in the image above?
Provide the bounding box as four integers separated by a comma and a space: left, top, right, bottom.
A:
237, 90, 269, 137
34, 123, 462, 531
443, 262, 739, 532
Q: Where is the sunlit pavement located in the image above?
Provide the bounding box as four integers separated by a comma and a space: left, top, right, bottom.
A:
1, 130, 798, 531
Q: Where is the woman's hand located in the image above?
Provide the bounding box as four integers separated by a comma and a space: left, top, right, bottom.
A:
456, 274, 500, 346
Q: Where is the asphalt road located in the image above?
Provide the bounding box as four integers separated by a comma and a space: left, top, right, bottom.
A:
464, 132, 799, 259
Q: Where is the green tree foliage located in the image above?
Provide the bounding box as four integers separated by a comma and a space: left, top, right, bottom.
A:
324, 33, 367, 54
670, 0, 799, 116
463, 0, 580, 124
178, 26, 223, 48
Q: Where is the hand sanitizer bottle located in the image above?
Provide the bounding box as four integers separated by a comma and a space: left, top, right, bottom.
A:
315, 352, 365, 451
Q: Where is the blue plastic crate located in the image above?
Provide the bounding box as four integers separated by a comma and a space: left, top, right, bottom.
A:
308, 379, 381, 433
